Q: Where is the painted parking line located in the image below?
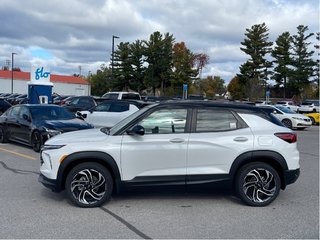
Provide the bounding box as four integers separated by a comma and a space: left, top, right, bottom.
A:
0, 147, 37, 160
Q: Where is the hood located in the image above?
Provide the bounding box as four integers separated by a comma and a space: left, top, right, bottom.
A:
45, 128, 108, 145
289, 113, 310, 119
38, 118, 93, 131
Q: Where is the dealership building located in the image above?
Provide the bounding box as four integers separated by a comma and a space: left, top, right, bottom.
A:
0, 70, 90, 96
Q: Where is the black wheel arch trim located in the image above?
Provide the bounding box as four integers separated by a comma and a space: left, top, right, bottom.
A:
56, 151, 121, 192
229, 150, 289, 188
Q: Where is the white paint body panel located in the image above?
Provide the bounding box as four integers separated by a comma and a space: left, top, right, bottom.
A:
40, 112, 300, 182
120, 133, 189, 180
187, 128, 254, 175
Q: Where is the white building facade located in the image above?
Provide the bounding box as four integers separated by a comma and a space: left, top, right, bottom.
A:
0, 70, 90, 96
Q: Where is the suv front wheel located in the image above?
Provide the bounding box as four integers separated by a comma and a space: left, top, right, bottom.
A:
66, 162, 113, 208
235, 162, 280, 207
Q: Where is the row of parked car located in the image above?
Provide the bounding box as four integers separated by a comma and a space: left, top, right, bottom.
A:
255, 100, 319, 113
0, 91, 319, 152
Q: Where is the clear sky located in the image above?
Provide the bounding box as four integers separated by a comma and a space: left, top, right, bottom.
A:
0, 0, 318, 83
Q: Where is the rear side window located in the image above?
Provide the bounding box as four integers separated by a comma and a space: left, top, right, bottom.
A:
196, 109, 238, 132
122, 93, 140, 100
109, 103, 129, 112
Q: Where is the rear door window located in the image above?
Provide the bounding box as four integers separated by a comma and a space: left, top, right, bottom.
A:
195, 109, 239, 132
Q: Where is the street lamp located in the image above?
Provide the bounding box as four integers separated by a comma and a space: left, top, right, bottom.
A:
111, 35, 120, 81
11, 52, 17, 94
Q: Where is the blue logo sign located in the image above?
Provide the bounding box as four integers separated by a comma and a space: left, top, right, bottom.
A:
35, 67, 50, 80
266, 90, 270, 97
183, 84, 188, 91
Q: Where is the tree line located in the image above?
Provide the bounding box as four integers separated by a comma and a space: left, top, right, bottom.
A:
228, 23, 318, 101
89, 24, 318, 100
89, 31, 226, 98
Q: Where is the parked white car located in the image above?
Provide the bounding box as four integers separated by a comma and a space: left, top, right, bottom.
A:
77, 100, 141, 128
102, 91, 141, 100
39, 101, 300, 208
298, 100, 319, 113
260, 105, 312, 129
276, 101, 299, 112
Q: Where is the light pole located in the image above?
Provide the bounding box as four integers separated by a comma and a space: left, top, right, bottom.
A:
11, 52, 17, 94
111, 35, 119, 81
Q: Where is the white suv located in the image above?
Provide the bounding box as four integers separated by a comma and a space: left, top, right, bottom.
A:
276, 101, 299, 112
39, 102, 300, 207
298, 100, 319, 113
102, 91, 141, 100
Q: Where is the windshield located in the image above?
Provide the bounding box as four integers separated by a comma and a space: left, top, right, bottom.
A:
276, 106, 296, 114
102, 93, 118, 99
301, 102, 312, 106
107, 104, 155, 135
30, 106, 75, 120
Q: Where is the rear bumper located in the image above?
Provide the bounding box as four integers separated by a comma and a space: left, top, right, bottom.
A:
284, 168, 300, 186
38, 174, 61, 192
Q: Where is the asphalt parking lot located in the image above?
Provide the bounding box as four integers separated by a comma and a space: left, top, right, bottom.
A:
0, 126, 318, 239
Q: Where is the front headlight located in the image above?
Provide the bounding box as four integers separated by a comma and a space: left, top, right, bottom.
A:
292, 117, 303, 120
41, 144, 65, 151
44, 128, 62, 137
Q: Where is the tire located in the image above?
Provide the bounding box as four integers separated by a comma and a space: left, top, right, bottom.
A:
309, 117, 315, 125
0, 126, 8, 143
235, 162, 281, 207
65, 162, 113, 208
281, 119, 293, 129
31, 131, 42, 152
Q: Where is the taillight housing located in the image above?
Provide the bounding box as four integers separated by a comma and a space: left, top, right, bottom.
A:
274, 133, 297, 143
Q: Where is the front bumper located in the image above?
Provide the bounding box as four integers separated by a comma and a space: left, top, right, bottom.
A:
284, 168, 300, 186
38, 173, 61, 192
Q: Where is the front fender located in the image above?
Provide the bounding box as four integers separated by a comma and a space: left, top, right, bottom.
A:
56, 151, 121, 191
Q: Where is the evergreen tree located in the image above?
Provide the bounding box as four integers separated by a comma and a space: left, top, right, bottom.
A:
144, 31, 174, 95
290, 25, 315, 98
271, 32, 292, 98
129, 40, 147, 92
112, 42, 132, 91
238, 23, 273, 100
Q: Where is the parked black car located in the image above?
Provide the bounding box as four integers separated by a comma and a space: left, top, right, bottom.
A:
63, 96, 96, 113
0, 104, 94, 152
0, 99, 12, 115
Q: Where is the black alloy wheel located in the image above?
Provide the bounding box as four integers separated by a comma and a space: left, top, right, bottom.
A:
31, 131, 42, 152
309, 117, 315, 125
235, 162, 281, 207
66, 162, 113, 208
282, 119, 293, 129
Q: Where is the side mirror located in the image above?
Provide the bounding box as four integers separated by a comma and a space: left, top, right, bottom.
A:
127, 125, 145, 136
22, 114, 31, 122
273, 110, 277, 114
76, 112, 86, 119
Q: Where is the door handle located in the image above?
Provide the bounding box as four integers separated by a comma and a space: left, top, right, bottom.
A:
233, 137, 248, 142
170, 138, 185, 143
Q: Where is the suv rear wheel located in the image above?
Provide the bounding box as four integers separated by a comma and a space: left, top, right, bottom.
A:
235, 162, 280, 207
66, 162, 113, 208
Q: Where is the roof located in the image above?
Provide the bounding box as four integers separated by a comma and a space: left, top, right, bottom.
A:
158, 100, 261, 110
0, 70, 89, 85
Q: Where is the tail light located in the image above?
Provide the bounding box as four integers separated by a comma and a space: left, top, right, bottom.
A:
274, 133, 297, 143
